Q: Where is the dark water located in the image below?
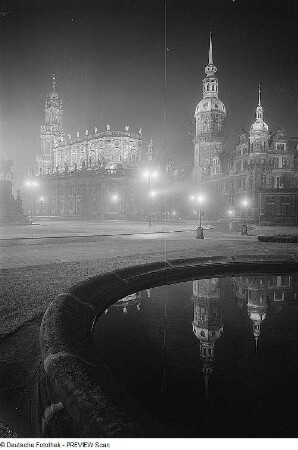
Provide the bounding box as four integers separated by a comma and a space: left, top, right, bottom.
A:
93, 273, 298, 437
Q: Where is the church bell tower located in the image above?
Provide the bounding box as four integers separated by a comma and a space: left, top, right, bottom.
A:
37, 73, 63, 174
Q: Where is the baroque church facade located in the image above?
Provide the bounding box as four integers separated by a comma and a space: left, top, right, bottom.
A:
23, 75, 153, 219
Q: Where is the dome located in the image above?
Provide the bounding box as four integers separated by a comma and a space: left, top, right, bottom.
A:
249, 311, 267, 322
195, 97, 226, 116
250, 119, 269, 132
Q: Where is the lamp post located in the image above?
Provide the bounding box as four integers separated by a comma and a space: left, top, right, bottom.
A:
111, 193, 120, 216
241, 199, 249, 235
197, 195, 204, 230
190, 194, 205, 239
40, 197, 45, 217
142, 170, 158, 227
25, 179, 39, 221
228, 209, 234, 231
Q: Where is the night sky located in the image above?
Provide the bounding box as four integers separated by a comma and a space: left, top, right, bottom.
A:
1, 0, 297, 183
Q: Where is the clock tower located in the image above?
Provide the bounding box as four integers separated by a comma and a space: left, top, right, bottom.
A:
194, 33, 226, 183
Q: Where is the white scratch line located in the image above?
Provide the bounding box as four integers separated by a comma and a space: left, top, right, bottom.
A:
44, 352, 97, 373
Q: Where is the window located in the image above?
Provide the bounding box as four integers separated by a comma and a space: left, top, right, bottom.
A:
276, 143, 286, 151
281, 276, 290, 286
282, 158, 290, 169
281, 196, 290, 204
274, 292, 284, 302
265, 196, 275, 215
281, 203, 290, 216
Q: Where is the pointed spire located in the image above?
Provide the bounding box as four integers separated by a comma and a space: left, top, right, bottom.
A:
208, 31, 213, 65
203, 32, 218, 97
254, 83, 265, 123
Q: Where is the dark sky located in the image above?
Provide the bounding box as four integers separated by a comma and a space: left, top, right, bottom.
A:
1, 0, 297, 180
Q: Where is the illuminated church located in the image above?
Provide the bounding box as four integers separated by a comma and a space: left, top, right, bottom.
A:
22, 74, 158, 219
37, 74, 143, 175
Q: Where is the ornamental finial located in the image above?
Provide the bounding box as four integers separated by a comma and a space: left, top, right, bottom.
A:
208, 30, 213, 65
204, 32, 217, 77
258, 83, 261, 107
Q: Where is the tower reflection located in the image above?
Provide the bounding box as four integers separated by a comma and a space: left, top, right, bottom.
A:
191, 278, 223, 405
233, 274, 295, 352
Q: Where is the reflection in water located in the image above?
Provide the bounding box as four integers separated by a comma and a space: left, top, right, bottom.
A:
105, 290, 150, 314
192, 278, 223, 406
93, 273, 297, 437
234, 274, 294, 354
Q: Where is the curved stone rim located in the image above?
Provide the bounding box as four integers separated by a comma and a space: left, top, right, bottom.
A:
39, 254, 298, 437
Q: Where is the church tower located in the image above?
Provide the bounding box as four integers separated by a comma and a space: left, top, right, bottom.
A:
194, 33, 226, 183
249, 84, 270, 152
192, 278, 224, 403
246, 278, 268, 355
37, 74, 63, 174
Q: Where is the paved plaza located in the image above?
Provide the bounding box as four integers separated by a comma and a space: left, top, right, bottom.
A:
0, 219, 297, 437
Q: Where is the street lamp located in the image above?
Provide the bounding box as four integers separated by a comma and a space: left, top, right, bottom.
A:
241, 199, 249, 235
197, 195, 205, 230
111, 194, 119, 202
24, 179, 39, 221
228, 209, 234, 231
142, 169, 158, 226
189, 194, 205, 238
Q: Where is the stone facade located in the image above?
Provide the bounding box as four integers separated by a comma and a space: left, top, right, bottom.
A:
193, 36, 298, 224
36, 75, 142, 175
24, 39, 298, 223
193, 33, 227, 185
25, 168, 146, 219
27, 75, 147, 219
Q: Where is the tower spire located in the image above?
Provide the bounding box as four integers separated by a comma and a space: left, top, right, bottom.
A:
208, 31, 213, 65
255, 83, 265, 122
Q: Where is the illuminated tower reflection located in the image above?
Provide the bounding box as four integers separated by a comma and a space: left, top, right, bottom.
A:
192, 278, 224, 404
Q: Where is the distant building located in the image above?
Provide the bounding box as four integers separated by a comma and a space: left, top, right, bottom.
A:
23, 36, 298, 223
23, 75, 150, 219
37, 74, 142, 175
193, 34, 298, 224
